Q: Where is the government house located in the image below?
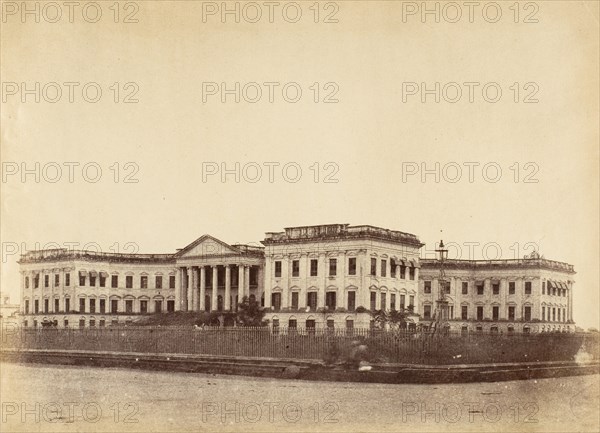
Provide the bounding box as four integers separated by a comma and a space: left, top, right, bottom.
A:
18, 223, 576, 332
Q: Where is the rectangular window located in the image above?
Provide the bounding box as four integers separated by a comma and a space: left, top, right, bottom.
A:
25, 300, 30, 314
524, 306, 531, 321
292, 260, 299, 277
126, 300, 133, 313
462, 282, 468, 294
44, 275, 49, 287
492, 283, 499, 295
525, 281, 532, 295
167, 300, 175, 312
409, 267, 415, 280
542, 306, 546, 321
34, 275, 39, 288
274, 261, 282, 278
141, 276, 148, 289
329, 259, 337, 276
89, 275, 96, 287
423, 305, 431, 319
154, 300, 162, 313
155, 276, 162, 289
370, 292, 377, 310
65, 298, 70, 312
44, 299, 49, 313
306, 292, 317, 310
25, 276, 29, 289
400, 266, 406, 279
508, 306, 515, 320
140, 300, 147, 314
54, 299, 59, 312
552, 307, 556, 321
370, 258, 377, 276
424, 281, 431, 294
99, 275, 106, 287
348, 257, 356, 275
54, 274, 59, 286
347, 291, 356, 311
477, 283, 484, 295
273, 293, 282, 311
477, 306, 484, 320
326, 291, 337, 310
380, 293, 387, 311
126, 276, 133, 289
390, 294, 396, 310
79, 298, 85, 313
409, 295, 414, 308
542, 281, 546, 295
169, 275, 176, 289
509, 282, 515, 295
65, 273, 70, 286
400, 294, 406, 309
291, 292, 299, 310
111, 300, 118, 313
461, 305, 468, 320
99, 299, 105, 314
34, 300, 39, 314
289, 319, 297, 329
492, 306, 499, 320
381, 260, 387, 277
89, 299, 96, 314
310, 259, 318, 276
111, 275, 118, 288
557, 308, 561, 322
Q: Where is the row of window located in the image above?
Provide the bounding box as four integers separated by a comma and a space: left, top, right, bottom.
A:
423, 305, 533, 321
24, 298, 175, 314
424, 280, 546, 296
273, 258, 416, 280
269, 291, 416, 312
26, 273, 177, 290
424, 280, 570, 297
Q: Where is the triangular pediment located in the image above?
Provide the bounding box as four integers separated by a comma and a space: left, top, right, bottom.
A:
175, 235, 240, 258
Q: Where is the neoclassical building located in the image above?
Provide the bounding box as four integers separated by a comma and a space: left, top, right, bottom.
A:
261, 224, 422, 329
18, 235, 263, 328
419, 255, 576, 333
18, 224, 576, 332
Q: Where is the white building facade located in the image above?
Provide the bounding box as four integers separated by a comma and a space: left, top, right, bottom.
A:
261, 224, 422, 329
18, 224, 576, 332
419, 255, 576, 333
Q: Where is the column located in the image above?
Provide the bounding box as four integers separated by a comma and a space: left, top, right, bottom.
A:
187, 267, 193, 311
281, 259, 289, 308
190, 267, 198, 311
199, 266, 206, 311
257, 265, 264, 306
180, 268, 188, 312
173, 268, 180, 311
238, 264, 245, 300
318, 254, 326, 309
264, 258, 272, 308
568, 282, 573, 321
245, 265, 251, 301
211, 266, 218, 311
499, 278, 507, 319
339, 252, 346, 310
225, 265, 231, 310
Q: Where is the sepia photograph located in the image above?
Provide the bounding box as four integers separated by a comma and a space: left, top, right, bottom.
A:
1, 1, 599, 432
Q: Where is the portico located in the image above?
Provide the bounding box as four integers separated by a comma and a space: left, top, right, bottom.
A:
174, 235, 264, 312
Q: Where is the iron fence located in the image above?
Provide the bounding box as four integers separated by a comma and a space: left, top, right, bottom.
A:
1, 327, 598, 365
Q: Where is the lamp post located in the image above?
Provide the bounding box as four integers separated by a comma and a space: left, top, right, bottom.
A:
434, 239, 449, 334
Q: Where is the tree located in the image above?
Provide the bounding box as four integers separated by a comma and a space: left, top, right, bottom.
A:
236, 296, 267, 327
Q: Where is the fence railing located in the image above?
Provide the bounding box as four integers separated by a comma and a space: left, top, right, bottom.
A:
1, 327, 598, 365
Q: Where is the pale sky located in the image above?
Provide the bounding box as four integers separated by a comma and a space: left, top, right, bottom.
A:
1, 1, 598, 328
